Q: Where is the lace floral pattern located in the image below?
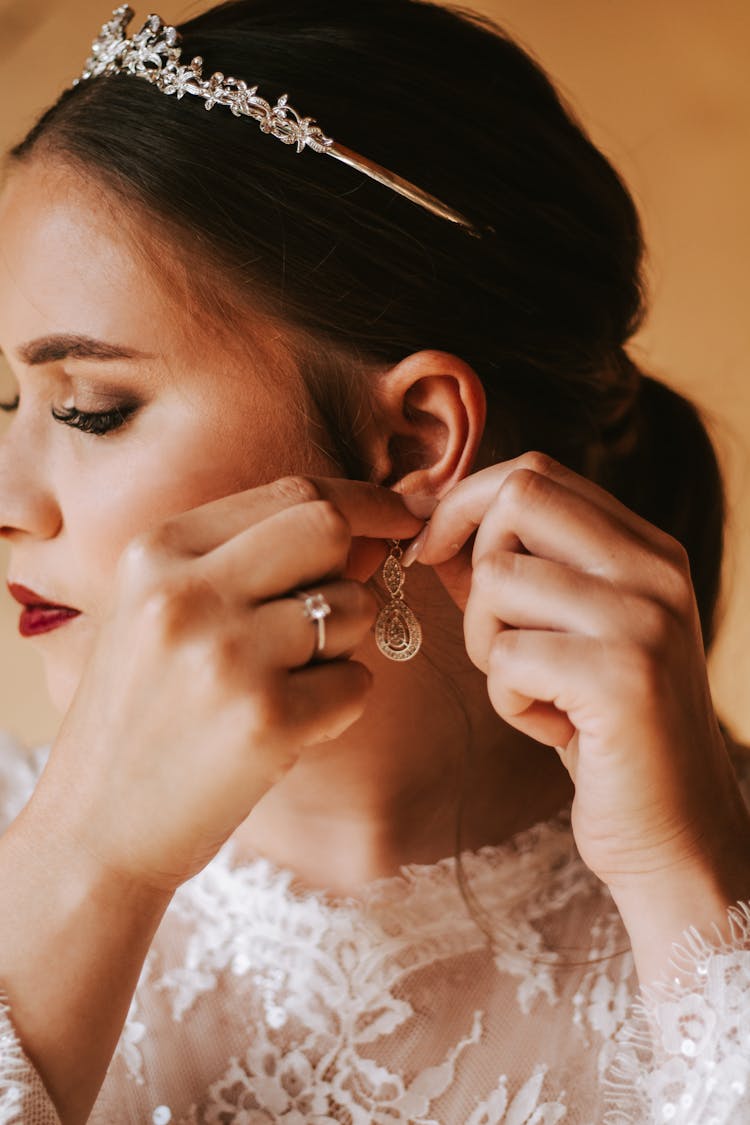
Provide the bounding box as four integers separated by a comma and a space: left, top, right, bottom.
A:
0, 995, 60, 1125
156, 808, 594, 1019
466, 1068, 568, 1125
141, 816, 595, 1123
187, 1013, 487, 1125
603, 902, 750, 1123
2, 734, 750, 1123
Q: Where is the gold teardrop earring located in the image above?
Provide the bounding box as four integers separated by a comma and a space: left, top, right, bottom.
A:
375, 539, 422, 661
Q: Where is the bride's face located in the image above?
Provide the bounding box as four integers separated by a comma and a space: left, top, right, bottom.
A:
0, 159, 333, 713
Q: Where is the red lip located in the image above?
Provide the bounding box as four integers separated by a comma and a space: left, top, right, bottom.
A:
18, 605, 80, 637
6, 583, 81, 636
7, 582, 77, 610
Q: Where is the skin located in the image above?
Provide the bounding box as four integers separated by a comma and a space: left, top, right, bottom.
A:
0, 159, 570, 883
1, 157, 750, 1121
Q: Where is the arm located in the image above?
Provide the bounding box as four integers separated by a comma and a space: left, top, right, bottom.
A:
603, 893, 750, 1124
0, 795, 171, 1125
412, 453, 750, 1121
0, 477, 423, 1124
601, 771, 750, 1121
612, 847, 750, 991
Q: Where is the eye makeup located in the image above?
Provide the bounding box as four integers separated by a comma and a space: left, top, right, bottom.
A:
0, 347, 142, 436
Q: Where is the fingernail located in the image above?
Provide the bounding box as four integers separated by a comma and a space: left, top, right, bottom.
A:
400, 493, 438, 519
403, 526, 429, 567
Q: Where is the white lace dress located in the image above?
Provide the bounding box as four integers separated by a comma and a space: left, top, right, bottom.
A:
1, 730, 750, 1124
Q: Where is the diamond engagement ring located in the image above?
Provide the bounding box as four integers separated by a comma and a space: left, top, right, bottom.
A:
295, 591, 332, 655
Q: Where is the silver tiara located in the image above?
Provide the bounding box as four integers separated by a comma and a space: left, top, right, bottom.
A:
73, 5, 481, 235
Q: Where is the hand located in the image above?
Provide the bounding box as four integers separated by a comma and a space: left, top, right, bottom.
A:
28, 476, 423, 894
409, 452, 750, 896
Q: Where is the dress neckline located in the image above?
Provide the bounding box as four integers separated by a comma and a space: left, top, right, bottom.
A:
191, 797, 581, 917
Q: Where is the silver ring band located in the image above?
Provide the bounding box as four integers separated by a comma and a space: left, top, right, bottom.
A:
295, 591, 332, 654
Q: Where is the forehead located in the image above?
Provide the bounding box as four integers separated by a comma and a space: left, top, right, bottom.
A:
0, 158, 195, 356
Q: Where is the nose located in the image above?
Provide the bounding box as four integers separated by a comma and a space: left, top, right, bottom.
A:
0, 417, 62, 541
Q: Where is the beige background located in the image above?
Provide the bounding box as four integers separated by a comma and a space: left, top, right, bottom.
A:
0, 1, 748, 749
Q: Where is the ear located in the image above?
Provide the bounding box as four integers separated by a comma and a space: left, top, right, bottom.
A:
363, 350, 487, 498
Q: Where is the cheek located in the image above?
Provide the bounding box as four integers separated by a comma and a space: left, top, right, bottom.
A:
38, 399, 327, 711
65, 403, 325, 615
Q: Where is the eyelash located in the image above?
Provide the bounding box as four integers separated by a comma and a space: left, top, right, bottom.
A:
51, 402, 137, 436
0, 394, 136, 436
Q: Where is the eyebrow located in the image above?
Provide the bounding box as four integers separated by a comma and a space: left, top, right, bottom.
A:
11, 334, 154, 366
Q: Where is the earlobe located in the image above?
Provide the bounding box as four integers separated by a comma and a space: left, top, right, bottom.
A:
366, 350, 486, 499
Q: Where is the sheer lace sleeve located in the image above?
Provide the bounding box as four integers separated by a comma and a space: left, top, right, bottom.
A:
0, 995, 60, 1125
604, 752, 750, 1124
603, 899, 750, 1123
0, 734, 58, 1124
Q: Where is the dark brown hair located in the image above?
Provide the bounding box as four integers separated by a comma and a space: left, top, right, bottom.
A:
8, 0, 725, 645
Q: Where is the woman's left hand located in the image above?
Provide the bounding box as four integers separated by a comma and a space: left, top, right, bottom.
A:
406, 453, 750, 913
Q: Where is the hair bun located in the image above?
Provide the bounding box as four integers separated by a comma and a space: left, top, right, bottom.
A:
599, 360, 724, 649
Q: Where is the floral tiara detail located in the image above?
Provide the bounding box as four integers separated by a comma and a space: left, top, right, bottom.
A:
73, 5, 482, 235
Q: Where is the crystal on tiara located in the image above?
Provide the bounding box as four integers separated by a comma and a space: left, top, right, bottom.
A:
72, 6, 483, 233
74, 5, 333, 155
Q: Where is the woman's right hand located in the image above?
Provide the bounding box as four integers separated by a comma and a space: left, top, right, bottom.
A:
26, 476, 423, 894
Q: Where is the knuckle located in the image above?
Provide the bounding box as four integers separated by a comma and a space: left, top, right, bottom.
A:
489, 626, 521, 662
307, 499, 350, 547
608, 639, 663, 699
626, 595, 675, 652
233, 688, 285, 743
140, 577, 198, 636
116, 529, 164, 583
663, 534, 691, 573
200, 630, 243, 678
472, 550, 513, 594
273, 474, 323, 507
471, 554, 496, 595
519, 450, 559, 478
658, 549, 694, 613
195, 646, 284, 734
483, 630, 522, 691
499, 467, 547, 511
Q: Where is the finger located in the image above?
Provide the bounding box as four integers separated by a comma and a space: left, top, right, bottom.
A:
469, 470, 659, 582
140, 476, 424, 560
463, 550, 657, 673
198, 500, 353, 601
418, 453, 672, 567
284, 659, 374, 746
501, 700, 577, 750
346, 537, 389, 584
253, 580, 378, 668
486, 629, 598, 746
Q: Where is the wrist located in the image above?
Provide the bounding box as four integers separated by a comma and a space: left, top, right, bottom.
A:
0, 788, 173, 1125
609, 831, 750, 989
6, 790, 174, 919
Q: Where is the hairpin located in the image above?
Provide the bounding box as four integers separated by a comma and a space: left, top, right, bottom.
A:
73, 6, 483, 236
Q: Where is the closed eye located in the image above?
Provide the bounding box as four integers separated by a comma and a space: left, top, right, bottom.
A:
50, 402, 138, 436
0, 394, 138, 436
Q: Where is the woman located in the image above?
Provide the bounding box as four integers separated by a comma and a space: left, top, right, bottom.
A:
0, 1, 749, 1122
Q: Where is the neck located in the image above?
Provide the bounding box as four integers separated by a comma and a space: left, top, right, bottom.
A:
232, 575, 574, 893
